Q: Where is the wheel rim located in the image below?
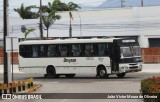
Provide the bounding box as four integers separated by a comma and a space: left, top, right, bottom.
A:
100, 70, 106, 77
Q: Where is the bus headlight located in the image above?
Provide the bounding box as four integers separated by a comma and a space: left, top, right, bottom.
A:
121, 66, 128, 69
139, 65, 142, 68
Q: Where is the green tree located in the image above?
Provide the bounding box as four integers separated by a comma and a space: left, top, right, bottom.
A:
42, 11, 61, 39
66, 2, 81, 38
24, 28, 35, 40
46, 0, 68, 12
14, 4, 38, 19
45, 1, 81, 38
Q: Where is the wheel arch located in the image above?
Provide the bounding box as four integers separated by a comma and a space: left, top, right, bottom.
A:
96, 64, 107, 76
46, 65, 56, 73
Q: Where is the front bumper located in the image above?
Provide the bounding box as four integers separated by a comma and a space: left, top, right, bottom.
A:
119, 63, 142, 73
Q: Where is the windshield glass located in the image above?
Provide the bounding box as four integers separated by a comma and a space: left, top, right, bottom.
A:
132, 46, 141, 56
120, 47, 132, 58
120, 46, 141, 58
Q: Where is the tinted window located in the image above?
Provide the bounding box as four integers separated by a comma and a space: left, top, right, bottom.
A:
84, 44, 94, 56
19, 45, 32, 57
47, 45, 57, 57
72, 44, 81, 57
59, 44, 69, 57
98, 44, 106, 56
32, 46, 38, 57
39, 45, 47, 57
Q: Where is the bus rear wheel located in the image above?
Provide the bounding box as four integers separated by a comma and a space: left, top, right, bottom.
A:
98, 67, 108, 78
47, 66, 56, 78
116, 73, 126, 78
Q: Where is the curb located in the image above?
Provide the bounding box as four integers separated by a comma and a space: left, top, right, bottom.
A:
27, 84, 42, 93
138, 72, 160, 73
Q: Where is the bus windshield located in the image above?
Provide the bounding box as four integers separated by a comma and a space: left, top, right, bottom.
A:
132, 46, 141, 56
120, 46, 141, 58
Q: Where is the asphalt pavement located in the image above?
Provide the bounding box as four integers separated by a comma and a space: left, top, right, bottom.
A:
0, 73, 160, 102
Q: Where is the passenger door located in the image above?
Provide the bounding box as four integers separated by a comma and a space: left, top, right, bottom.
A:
108, 43, 120, 73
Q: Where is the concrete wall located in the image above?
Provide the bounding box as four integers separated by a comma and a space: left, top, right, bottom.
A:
1, 6, 160, 48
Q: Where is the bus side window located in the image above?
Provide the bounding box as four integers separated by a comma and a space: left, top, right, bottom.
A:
72, 44, 81, 57
39, 45, 46, 57
59, 45, 68, 57
32, 46, 38, 57
20, 45, 31, 57
105, 44, 109, 56
85, 44, 94, 56
98, 44, 105, 56
47, 45, 56, 57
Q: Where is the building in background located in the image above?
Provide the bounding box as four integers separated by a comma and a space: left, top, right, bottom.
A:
1, 6, 160, 48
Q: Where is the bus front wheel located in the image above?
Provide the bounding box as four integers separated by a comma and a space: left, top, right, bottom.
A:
98, 67, 108, 78
116, 73, 126, 78
47, 66, 56, 78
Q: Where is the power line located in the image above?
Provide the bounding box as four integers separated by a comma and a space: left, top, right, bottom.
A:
1, 20, 160, 34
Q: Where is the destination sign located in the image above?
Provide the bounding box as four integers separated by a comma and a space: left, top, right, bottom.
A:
122, 40, 135, 43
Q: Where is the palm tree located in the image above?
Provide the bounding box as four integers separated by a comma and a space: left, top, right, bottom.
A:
14, 4, 38, 19
66, 2, 81, 38
24, 28, 35, 40
47, 0, 68, 12
41, 0, 80, 38
42, 11, 61, 39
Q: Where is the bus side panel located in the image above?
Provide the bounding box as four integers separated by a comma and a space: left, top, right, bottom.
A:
55, 57, 111, 74
19, 56, 46, 74
19, 56, 111, 75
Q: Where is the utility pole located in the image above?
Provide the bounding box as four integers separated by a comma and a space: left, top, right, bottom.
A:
69, 11, 72, 38
39, 0, 43, 39
3, 0, 9, 84
141, 0, 143, 7
121, 0, 125, 8
76, 11, 82, 38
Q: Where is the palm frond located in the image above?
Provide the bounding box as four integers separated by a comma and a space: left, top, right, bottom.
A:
24, 28, 35, 39
14, 3, 38, 19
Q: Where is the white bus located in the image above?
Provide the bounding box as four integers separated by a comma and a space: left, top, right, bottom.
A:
18, 38, 142, 78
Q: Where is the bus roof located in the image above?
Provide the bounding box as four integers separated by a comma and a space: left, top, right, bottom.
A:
19, 38, 122, 45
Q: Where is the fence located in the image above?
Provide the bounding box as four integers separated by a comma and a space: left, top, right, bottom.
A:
142, 55, 160, 63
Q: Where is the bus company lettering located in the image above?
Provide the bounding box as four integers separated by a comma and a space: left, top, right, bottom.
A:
64, 58, 76, 63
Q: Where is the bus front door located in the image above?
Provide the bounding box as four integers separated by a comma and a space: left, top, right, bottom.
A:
109, 44, 120, 73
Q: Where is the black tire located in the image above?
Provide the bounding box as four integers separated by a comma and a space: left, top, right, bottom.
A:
98, 67, 108, 78
116, 73, 126, 78
65, 74, 75, 78
47, 66, 56, 78
55, 74, 60, 78
44, 74, 47, 78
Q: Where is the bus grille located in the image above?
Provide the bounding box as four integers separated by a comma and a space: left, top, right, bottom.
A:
129, 66, 138, 69
129, 63, 137, 65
